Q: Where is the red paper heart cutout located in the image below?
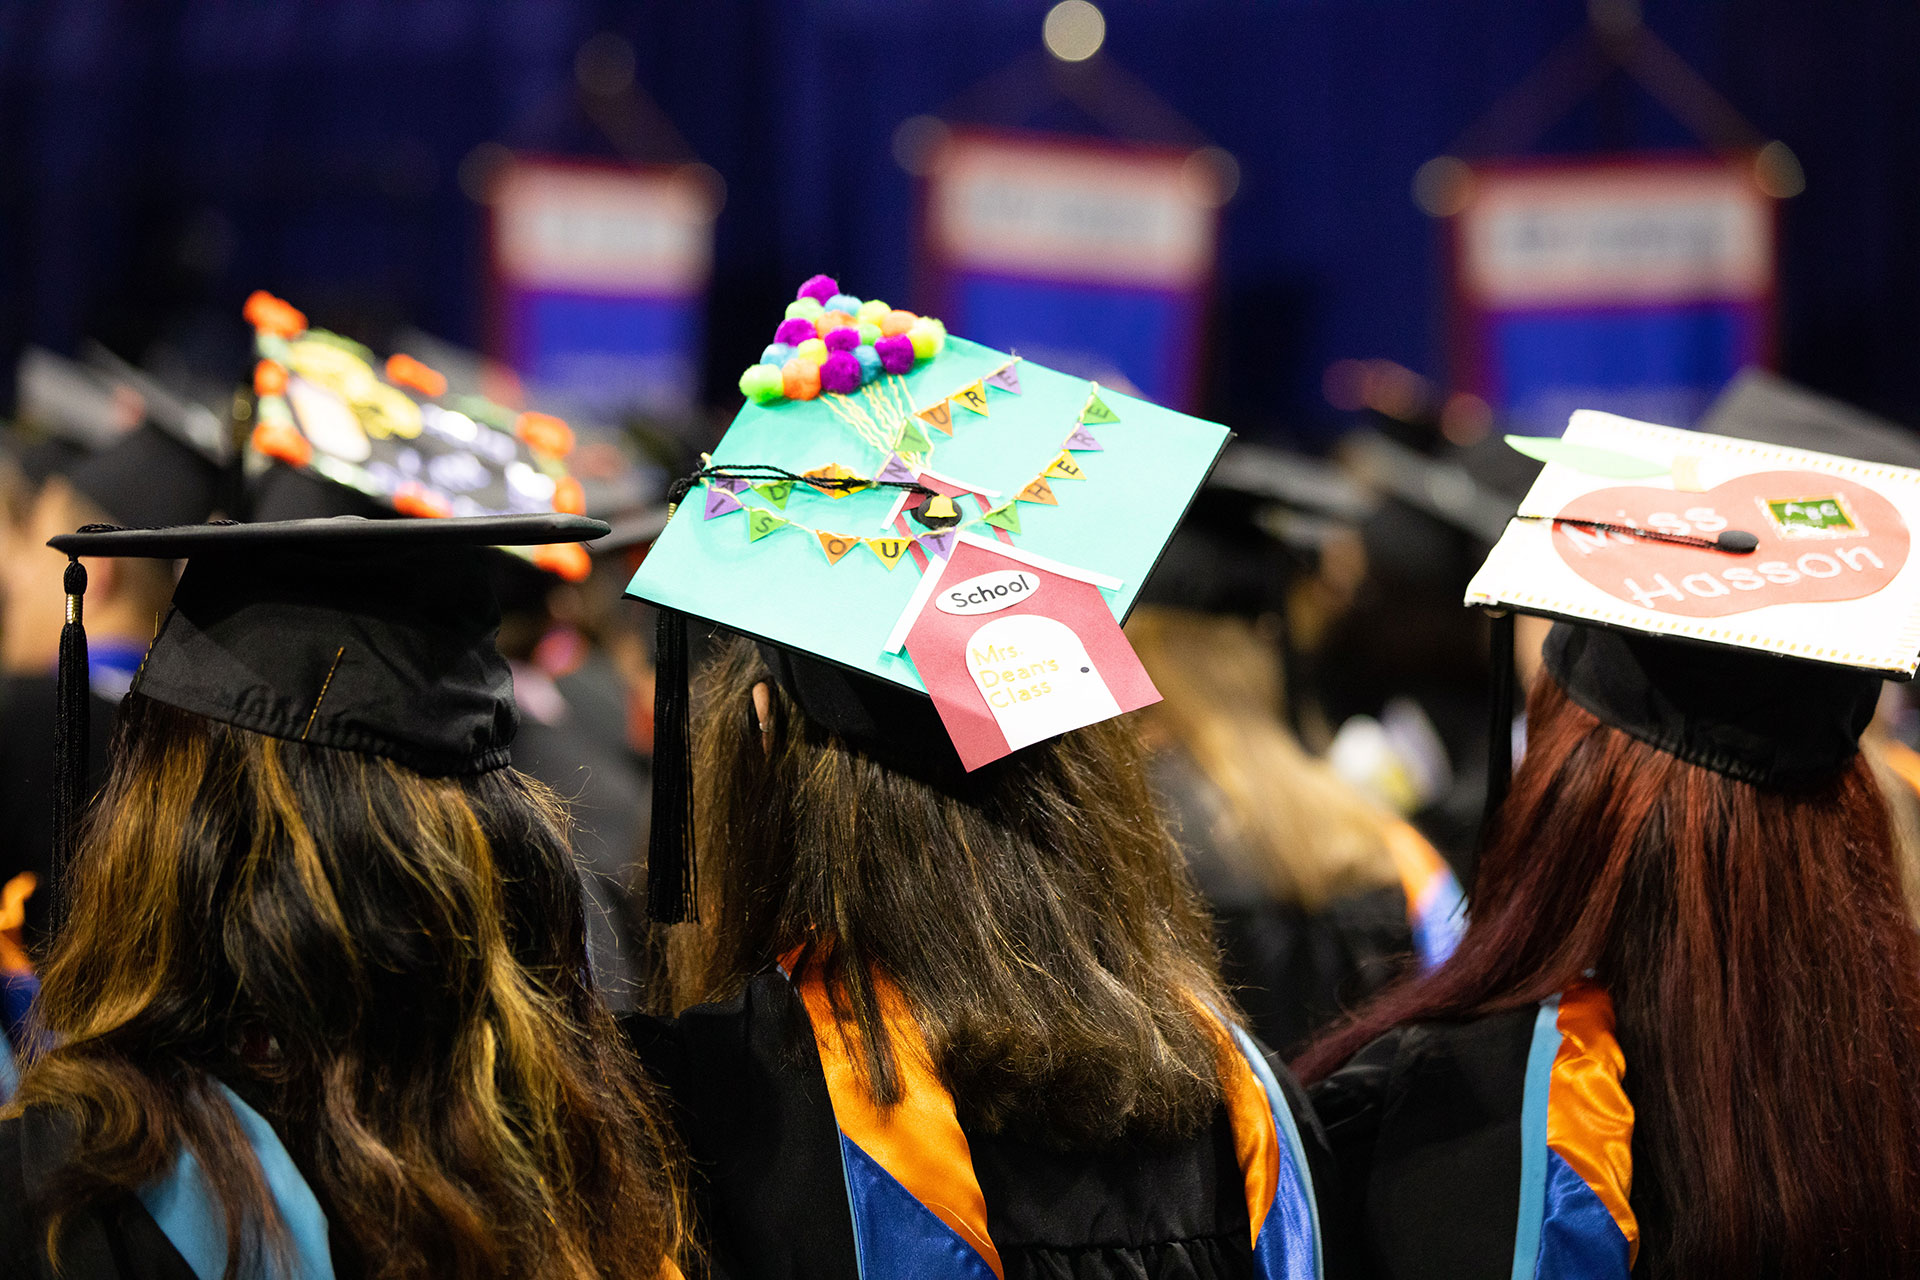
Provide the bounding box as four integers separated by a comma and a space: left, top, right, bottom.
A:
1550, 469, 1909, 619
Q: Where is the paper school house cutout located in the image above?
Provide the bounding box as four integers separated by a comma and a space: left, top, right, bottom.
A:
1467, 410, 1920, 677
888, 534, 1159, 770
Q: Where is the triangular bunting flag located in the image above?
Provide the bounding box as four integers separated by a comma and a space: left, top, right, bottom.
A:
1081, 388, 1119, 424
816, 530, 860, 564
866, 537, 912, 571
711, 475, 751, 494
803, 463, 871, 499
896, 419, 933, 455
920, 529, 955, 561
704, 487, 744, 519
747, 508, 789, 542
1063, 424, 1104, 451
1044, 452, 1086, 481
916, 399, 954, 436
875, 453, 917, 485
953, 381, 990, 416
983, 503, 1022, 534
1017, 476, 1059, 506
755, 480, 793, 508
985, 362, 1022, 394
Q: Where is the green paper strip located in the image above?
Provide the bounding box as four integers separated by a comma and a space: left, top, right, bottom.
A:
983, 503, 1022, 534
896, 419, 932, 455
756, 480, 793, 508
747, 508, 790, 541
1504, 435, 1670, 480
1082, 391, 1120, 424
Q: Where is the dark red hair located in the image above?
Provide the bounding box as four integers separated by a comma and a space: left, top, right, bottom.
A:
1296, 674, 1920, 1279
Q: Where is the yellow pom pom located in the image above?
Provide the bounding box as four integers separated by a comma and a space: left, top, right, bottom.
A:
785, 297, 825, 322
795, 337, 829, 365
856, 299, 891, 324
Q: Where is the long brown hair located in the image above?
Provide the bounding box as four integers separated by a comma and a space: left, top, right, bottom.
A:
1297, 675, 1920, 1279
13, 694, 686, 1280
671, 636, 1234, 1149
1128, 605, 1401, 910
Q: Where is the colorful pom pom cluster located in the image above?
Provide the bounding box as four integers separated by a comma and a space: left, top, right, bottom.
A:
737, 274, 947, 405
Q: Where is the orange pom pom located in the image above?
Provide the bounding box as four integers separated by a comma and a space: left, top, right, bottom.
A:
384, 352, 447, 398
816, 311, 858, 335
880, 309, 918, 337
392, 483, 453, 518
253, 359, 287, 398
514, 411, 575, 459
531, 542, 591, 582
551, 475, 586, 515
243, 290, 307, 337
782, 359, 822, 401
249, 420, 311, 468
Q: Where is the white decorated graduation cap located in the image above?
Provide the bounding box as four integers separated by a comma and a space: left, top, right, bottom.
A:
625, 275, 1231, 919
1467, 410, 1920, 790
241, 292, 595, 582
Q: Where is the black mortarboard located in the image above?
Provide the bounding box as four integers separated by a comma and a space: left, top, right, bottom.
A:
39, 513, 610, 927
1468, 410, 1920, 796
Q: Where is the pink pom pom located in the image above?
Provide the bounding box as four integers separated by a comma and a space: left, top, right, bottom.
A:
818, 351, 863, 395
823, 328, 859, 353
797, 274, 839, 304
774, 317, 817, 346
874, 334, 916, 374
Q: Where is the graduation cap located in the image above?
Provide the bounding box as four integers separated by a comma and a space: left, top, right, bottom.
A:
39, 513, 610, 930
240, 292, 594, 582
625, 275, 1231, 921
13, 346, 230, 528
1466, 410, 1920, 802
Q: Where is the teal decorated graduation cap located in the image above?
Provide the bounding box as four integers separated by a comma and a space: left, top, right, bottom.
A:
626, 275, 1231, 918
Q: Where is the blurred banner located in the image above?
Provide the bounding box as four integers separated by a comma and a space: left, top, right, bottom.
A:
1448, 156, 1776, 434
918, 129, 1220, 411
488, 156, 716, 416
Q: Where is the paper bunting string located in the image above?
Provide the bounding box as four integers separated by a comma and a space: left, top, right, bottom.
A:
985, 362, 1022, 394
1081, 388, 1119, 425
705, 488, 744, 519
748, 509, 789, 541
953, 381, 990, 416
875, 453, 918, 485
983, 503, 1022, 534
1017, 476, 1059, 506
916, 400, 954, 436
866, 537, 912, 571
1045, 452, 1086, 481
755, 480, 793, 508
895, 419, 933, 455
817, 531, 861, 564
1064, 424, 1103, 451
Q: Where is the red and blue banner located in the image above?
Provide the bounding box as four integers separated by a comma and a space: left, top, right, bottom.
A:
918, 130, 1221, 412
488, 156, 717, 416
1449, 156, 1776, 434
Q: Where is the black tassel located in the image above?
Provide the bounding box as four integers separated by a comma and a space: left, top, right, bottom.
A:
50, 558, 90, 935
1478, 609, 1517, 867
646, 605, 697, 923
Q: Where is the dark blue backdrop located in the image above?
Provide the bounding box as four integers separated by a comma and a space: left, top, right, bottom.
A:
1, 0, 1915, 442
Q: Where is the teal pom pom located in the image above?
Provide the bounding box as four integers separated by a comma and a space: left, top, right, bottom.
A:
854, 345, 883, 384
739, 363, 786, 404
761, 343, 795, 366
826, 293, 862, 316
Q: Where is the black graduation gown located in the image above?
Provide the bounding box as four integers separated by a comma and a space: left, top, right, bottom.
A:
1307, 987, 1636, 1280
0, 1109, 199, 1280
0, 674, 118, 952
1151, 752, 1422, 1058
625, 971, 1332, 1280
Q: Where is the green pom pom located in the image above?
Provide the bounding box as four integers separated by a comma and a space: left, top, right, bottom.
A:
856, 321, 883, 347
785, 297, 825, 322
856, 299, 891, 325
908, 317, 946, 360
739, 363, 786, 403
